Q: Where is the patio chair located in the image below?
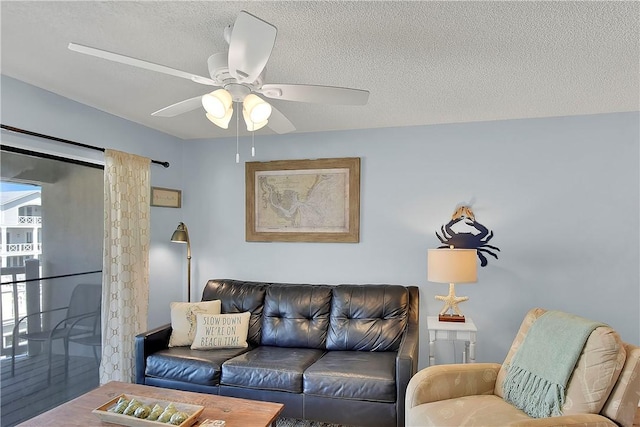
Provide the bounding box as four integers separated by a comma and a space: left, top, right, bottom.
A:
66, 307, 101, 368
11, 283, 102, 382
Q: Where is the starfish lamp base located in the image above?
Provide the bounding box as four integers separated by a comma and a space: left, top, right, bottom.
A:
435, 283, 469, 323
439, 313, 466, 322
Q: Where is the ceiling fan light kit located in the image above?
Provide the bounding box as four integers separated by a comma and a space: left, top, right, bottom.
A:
202, 89, 272, 131
68, 9, 370, 153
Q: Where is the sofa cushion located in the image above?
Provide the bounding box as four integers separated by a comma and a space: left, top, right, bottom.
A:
201, 280, 266, 346
145, 346, 250, 386
495, 308, 626, 415
407, 395, 532, 426
191, 311, 251, 350
563, 326, 626, 415
327, 285, 408, 351
221, 346, 325, 393
261, 284, 332, 349
304, 351, 397, 403
168, 300, 221, 347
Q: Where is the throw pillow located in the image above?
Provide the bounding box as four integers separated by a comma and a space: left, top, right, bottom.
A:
168, 300, 221, 347
191, 311, 251, 350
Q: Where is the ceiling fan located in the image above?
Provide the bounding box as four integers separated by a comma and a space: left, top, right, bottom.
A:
68, 10, 370, 135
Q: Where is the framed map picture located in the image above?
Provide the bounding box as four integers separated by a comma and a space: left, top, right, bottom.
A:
246, 157, 360, 242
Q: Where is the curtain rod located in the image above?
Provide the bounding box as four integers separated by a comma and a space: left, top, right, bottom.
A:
1, 144, 104, 170
1, 124, 170, 168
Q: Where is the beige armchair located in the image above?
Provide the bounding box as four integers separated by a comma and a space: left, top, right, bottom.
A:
406, 308, 640, 427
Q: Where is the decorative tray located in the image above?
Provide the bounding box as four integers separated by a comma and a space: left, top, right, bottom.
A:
92, 394, 204, 427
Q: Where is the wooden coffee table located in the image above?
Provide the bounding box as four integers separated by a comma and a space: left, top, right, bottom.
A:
17, 381, 284, 426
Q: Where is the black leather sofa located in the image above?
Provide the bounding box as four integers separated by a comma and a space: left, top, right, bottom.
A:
135, 279, 419, 427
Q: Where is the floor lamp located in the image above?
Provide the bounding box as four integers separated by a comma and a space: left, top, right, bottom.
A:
171, 222, 191, 302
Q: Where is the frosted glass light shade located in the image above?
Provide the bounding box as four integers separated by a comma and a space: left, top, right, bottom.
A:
206, 107, 232, 129
427, 248, 477, 284
243, 94, 272, 123
202, 89, 232, 119
250, 120, 268, 131
242, 108, 268, 131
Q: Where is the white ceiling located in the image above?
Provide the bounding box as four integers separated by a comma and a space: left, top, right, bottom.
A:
1, 1, 638, 141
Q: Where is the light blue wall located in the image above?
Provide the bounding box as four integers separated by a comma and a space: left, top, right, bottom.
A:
184, 112, 640, 368
3, 75, 638, 369
1, 75, 186, 328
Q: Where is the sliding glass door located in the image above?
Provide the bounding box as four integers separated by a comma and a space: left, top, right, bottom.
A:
0, 147, 103, 426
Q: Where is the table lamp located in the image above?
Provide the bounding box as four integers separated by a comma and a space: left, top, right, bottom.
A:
427, 246, 477, 322
171, 222, 191, 302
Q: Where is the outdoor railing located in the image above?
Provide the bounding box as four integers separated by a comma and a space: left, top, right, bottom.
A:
0, 263, 101, 357
1, 243, 42, 254
0, 265, 30, 357
18, 216, 41, 224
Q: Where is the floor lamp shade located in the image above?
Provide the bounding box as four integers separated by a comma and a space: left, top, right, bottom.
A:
427, 248, 477, 322
170, 225, 189, 244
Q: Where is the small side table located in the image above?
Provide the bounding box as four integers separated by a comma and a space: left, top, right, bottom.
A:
427, 316, 477, 365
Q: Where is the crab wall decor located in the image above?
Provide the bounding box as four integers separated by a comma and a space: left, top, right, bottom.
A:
436, 206, 500, 267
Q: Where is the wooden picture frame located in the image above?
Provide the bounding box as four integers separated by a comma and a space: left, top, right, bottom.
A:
150, 187, 182, 208
246, 157, 360, 243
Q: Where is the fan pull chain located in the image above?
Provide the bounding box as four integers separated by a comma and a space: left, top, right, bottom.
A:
252, 131, 255, 157
235, 102, 240, 163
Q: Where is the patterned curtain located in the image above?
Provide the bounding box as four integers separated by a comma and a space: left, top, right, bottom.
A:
100, 149, 150, 383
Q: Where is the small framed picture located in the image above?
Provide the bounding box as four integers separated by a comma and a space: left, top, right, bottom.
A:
151, 187, 182, 208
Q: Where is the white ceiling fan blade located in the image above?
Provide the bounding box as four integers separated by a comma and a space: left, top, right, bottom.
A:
151, 96, 204, 117
260, 84, 369, 105
227, 11, 276, 83
68, 43, 218, 86
267, 105, 296, 134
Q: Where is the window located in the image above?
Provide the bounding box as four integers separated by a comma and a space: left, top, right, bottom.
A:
18, 205, 40, 217
6, 256, 30, 267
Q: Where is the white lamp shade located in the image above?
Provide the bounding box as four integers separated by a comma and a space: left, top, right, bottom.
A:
243, 94, 272, 123
206, 107, 232, 129
427, 248, 477, 284
251, 120, 268, 131
202, 89, 232, 119
242, 107, 268, 131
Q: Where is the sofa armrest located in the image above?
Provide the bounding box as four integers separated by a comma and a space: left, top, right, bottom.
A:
397, 319, 419, 380
406, 363, 502, 408
396, 286, 420, 427
135, 323, 171, 384
509, 413, 617, 427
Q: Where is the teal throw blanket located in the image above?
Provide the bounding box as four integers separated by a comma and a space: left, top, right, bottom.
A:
502, 310, 604, 418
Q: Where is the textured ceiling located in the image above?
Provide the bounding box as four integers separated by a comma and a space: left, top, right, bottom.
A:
1, 1, 638, 140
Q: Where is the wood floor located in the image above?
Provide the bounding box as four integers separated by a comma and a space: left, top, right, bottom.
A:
0, 352, 99, 427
